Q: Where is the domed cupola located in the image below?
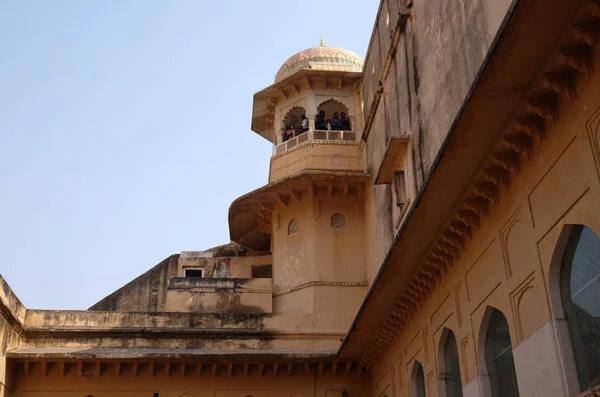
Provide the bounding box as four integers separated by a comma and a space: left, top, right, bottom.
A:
274, 38, 364, 82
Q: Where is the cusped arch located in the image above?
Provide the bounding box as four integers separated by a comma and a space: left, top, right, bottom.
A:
283, 106, 306, 129
317, 98, 349, 116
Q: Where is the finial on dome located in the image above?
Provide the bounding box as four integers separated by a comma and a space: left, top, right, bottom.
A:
320, 37, 325, 46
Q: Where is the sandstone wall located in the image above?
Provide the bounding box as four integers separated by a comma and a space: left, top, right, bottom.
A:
367, 53, 600, 397
89, 254, 179, 312
0, 276, 25, 397
361, 0, 513, 284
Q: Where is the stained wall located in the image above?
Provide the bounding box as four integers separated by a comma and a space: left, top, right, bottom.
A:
361, 0, 513, 284
366, 55, 600, 397
0, 276, 25, 397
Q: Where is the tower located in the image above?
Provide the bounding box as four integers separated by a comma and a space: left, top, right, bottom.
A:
230, 40, 368, 320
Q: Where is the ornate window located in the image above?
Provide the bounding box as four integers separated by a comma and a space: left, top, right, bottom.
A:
484, 308, 520, 397
331, 213, 346, 228
560, 225, 600, 391
288, 219, 299, 235
440, 329, 464, 397
411, 361, 426, 397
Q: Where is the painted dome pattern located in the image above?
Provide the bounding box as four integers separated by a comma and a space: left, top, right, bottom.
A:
275, 43, 364, 82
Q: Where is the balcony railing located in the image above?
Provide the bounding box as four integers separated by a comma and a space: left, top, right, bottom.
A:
274, 130, 358, 155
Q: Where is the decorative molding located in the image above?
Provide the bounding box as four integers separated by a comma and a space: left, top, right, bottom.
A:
454, 282, 464, 329
360, 2, 600, 368
189, 288, 272, 294
273, 281, 368, 297
272, 139, 360, 160
500, 207, 523, 279
509, 271, 536, 343
586, 105, 600, 182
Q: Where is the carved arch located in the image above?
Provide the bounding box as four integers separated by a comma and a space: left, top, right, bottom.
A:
283, 106, 306, 129
317, 98, 349, 116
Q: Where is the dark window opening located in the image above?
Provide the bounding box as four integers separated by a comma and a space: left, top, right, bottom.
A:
443, 330, 464, 397
560, 225, 600, 391
252, 265, 273, 279
485, 309, 520, 397
394, 170, 407, 209
413, 361, 426, 397
184, 268, 204, 278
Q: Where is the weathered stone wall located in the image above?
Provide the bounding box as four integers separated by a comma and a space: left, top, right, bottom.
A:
361, 0, 513, 283
367, 41, 600, 397
0, 276, 25, 397
88, 255, 179, 312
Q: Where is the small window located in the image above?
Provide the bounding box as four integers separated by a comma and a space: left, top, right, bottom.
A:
252, 265, 272, 279
394, 170, 407, 208
184, 268, 204, 278
288, 219, 299, 235
331, 213, 346, 228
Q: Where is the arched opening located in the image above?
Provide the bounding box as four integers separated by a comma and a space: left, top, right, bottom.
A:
331, 213, 346, 228
283, 106, 305, 130
316, 99, 350, 131
288, 219, 299, 235
438, 328, 464, 397
479, 307, 520, 397
410, 360, 427, 397
554, 225, 600, 392
282, 106, 307, 143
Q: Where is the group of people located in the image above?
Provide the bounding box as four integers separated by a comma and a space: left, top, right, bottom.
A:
282, 115, 309, 142
282, 110, 352, 142
315, 110, 351, 131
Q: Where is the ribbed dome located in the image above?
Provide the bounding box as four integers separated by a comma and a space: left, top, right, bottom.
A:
274, 40, 364, 82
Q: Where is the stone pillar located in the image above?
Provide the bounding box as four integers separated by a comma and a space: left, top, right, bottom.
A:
349, 115, 356, 132
306, 91, 317, 119
309, 117, 315, 132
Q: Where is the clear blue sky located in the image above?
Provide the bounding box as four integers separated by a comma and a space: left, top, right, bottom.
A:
0, 1, 379, 310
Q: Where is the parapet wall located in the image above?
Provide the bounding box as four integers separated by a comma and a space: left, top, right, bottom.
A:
0, 275, 25, 397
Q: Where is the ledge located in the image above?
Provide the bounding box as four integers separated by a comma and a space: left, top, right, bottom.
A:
374, 136, 410, 184
7, 347, 340, 360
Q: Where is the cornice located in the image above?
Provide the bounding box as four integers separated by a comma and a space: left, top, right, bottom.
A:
359, 0, 600, 369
